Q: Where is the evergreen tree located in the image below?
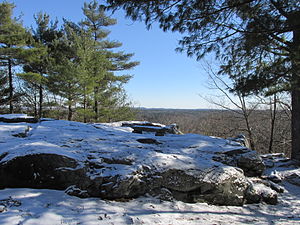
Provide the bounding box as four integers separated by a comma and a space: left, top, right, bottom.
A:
48, 22, 91, 121
69, 23, 98, 122
48, 21, 102, 122
20, 1, 139, 123
81, 0, 139, 121
19, 13, 61, 118
0, 2, 30, 113
47, 56, 80, 121
103, 0, 300, 160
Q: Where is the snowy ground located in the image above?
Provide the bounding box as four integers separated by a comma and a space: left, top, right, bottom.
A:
0, 182, 300, 225
0, 114, 300, 224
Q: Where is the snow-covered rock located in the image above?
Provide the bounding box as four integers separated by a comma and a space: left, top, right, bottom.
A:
122, 121, 183, 135
237, 151, 265, 176
282, 170, 300, 186
0, 114, 272, 206
0, 114, 38, 123
261, 153, 300, 187
150, 167, 249, 205
213, 149, 265, 177
245, 178, 278, 205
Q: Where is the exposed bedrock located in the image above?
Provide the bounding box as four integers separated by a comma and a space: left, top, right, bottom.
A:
0, 152, 278, 206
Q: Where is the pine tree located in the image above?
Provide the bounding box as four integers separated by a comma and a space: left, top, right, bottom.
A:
43, 2, 138, 123
48, 21, 100, 122
47, 23, 88, 121
19, 13, 61, 119
0, 2, 30, 113
81, 0, 139, 121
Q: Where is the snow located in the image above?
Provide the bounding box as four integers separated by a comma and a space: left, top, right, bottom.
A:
0, 183, 300, 225
0, 114, 300, 224
0, 116, 246, 179
0, 114, 32, 119
0, 124, 30, 139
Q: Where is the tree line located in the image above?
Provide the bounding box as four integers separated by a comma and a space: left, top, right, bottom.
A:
0, 0, 139, 122
137, 108, 291, 156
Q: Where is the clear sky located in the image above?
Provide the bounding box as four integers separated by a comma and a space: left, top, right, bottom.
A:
8, 0, 216, 109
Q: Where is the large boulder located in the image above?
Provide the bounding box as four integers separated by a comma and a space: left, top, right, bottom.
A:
148, 167, 249, 206
0, 152, 255, 206
0, 116, 272, 206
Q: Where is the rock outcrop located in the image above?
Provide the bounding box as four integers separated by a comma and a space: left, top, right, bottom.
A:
261, 153, 300, 187
0, 152, 250, 205
122, 122, 183, 136
149, 167, 249, 206
0, 116, 281, 206
213, 149, 265, 177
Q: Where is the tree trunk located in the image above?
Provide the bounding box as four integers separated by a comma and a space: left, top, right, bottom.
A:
67, 85, 73, 121
94, 86, 98, 121
269, 95, 277, 154
68, 96, 73, 121
38, 84, 43, 119
83, 87, 87, 123
8, 58, 13, 113
68, 103, 73, 121
244, 114, 255, 150
291, 13, 300, 161
34, 90, 37, 118
240, 96, 255, 150
93, 32, 99, 122
291, 87, 300, 161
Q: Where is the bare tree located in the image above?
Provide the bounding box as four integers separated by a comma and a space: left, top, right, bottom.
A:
201, 63, 258, 149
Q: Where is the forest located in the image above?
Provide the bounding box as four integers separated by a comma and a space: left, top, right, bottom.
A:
137, 107, 291, 156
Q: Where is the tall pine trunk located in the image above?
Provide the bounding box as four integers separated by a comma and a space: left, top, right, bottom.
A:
67, 85, 73, 121
94, 86, 98, 121
8, 58, 13, 113
83, 87, 87, 123
38, 84, 43, 119
33, 88, 37, 118
291, 13, 300, 161
67, 96, 73, 121
68, 103, 73, 121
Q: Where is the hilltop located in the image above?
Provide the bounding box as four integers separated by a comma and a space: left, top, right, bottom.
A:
0, 114, 299, 224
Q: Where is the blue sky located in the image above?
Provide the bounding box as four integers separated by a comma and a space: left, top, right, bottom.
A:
9, 0, 215, 109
